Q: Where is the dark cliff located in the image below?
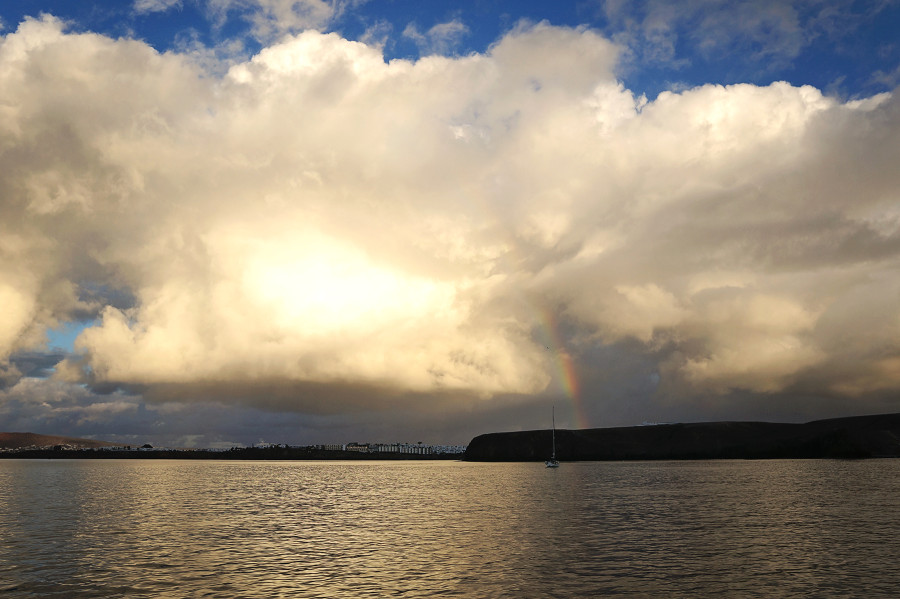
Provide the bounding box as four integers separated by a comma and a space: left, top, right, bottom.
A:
463, 413, 900, 461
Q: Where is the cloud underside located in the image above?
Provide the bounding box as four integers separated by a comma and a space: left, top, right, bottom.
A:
1, 16, 900, 415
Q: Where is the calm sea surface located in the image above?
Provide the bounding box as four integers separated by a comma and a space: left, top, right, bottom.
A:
2, 459, 900, 597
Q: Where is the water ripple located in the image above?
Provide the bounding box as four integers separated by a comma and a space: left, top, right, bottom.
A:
2, 459, 900, 597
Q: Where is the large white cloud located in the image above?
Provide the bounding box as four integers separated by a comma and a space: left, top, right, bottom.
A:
2, 15, 899, 416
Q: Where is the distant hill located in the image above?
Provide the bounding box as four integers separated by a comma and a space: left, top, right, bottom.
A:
464, 413, 900, 461
0, 432, 119, 450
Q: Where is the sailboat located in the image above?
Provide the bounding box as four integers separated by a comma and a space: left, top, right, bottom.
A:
545, 406, 560, 468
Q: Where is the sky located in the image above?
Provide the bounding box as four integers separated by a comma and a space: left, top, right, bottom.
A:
1, 0, 899, 448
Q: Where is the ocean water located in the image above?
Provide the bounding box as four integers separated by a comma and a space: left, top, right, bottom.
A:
1, 459, 899, 598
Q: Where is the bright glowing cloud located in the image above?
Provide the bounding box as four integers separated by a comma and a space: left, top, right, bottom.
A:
0, 7, 899, 444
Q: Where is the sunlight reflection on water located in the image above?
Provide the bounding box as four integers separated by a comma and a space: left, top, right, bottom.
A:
2, 459, 900, 597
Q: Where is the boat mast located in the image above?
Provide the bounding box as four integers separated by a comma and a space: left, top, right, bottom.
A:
551, 405, 556, 459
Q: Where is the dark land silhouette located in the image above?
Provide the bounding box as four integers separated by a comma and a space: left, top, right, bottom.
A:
6, 412, 900, 460
0, 434, 459, 460
464, 413, 900, 461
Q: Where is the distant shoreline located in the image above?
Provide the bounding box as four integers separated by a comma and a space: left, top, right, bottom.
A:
8, 412, 900, 462
0, 447, 462, 460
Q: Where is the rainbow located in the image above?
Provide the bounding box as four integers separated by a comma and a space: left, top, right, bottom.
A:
535, 303, 591, 430
466, 180, 592, 429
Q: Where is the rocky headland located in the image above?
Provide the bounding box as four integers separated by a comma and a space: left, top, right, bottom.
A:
463, 413, 900, 461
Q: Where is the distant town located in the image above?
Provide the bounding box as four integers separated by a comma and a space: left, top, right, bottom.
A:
0, 433, 468, 460
283, 442, 468, 455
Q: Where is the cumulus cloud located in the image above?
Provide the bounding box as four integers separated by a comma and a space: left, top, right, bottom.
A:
0, 376, 260, 447
600, 0, 898, 83
1, 15, 900, 425
403, 19, 469, 56
205, 0, 357, 42
0, 377, 139, 432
